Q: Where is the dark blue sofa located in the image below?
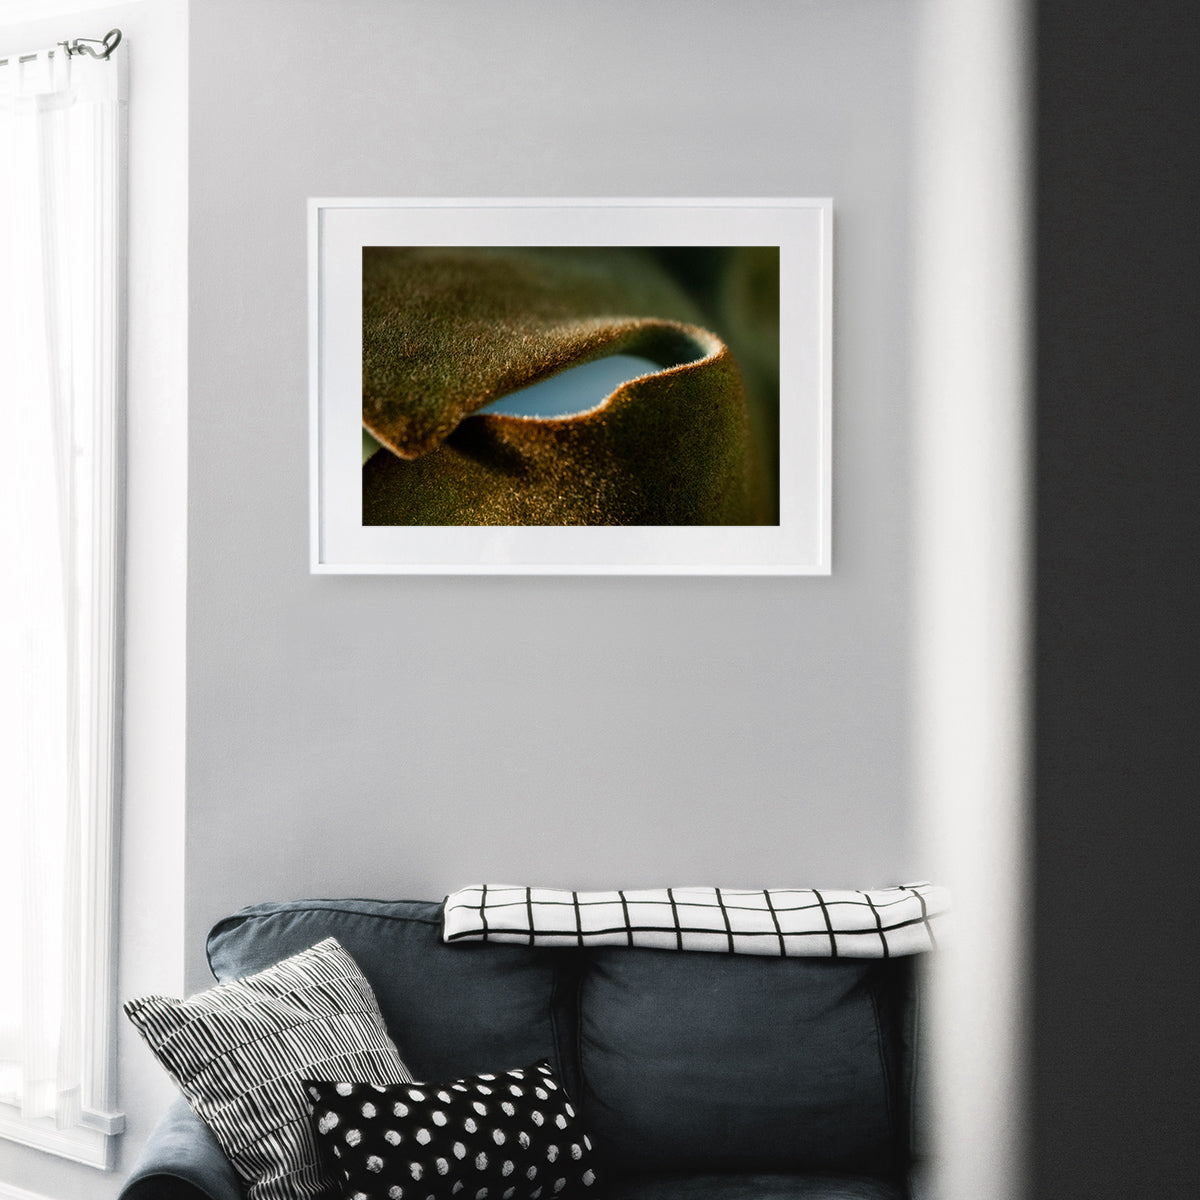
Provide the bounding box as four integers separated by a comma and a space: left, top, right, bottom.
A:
118, 898, 928, 1200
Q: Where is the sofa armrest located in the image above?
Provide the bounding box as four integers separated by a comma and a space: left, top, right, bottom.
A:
118, 1098, 243, 1200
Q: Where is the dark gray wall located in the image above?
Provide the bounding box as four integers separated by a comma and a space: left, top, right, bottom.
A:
185, 0, 921, 989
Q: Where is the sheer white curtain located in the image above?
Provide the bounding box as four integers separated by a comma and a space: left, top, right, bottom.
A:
0, 39, 122, 1130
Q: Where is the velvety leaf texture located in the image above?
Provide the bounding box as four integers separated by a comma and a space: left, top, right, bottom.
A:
361, 247, 780, 526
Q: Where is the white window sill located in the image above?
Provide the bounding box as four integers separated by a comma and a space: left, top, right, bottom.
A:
0, 1102, 124, 1170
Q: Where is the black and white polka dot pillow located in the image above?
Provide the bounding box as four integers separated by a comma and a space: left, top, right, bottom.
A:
304, 1059, 598, 1200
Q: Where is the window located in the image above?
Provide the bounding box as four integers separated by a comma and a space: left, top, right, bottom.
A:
0, 29, 125, 1168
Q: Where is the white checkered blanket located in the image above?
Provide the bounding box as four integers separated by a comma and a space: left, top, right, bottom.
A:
441, 882, 948, 958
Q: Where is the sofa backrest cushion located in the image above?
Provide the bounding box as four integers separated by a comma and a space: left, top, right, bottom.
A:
206, 900, 579, 1099
576, 947, 904, 1177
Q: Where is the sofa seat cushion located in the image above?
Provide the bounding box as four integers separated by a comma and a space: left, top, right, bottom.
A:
598, 1173, 904, 1200
578, 948, 903, 1177
206, 899, 578, 1097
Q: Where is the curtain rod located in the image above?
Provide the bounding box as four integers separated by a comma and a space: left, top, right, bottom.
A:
0, 28, 121, 69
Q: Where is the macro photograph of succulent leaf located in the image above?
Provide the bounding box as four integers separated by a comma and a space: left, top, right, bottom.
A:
361, 246, 780, 526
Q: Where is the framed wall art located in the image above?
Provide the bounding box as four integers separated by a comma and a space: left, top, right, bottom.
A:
308, 197, 831, 574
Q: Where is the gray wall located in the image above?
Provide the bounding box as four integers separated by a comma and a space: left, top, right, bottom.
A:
185, 0, 921, 989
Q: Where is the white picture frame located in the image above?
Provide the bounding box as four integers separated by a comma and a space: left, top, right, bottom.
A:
308, 197, 831, 574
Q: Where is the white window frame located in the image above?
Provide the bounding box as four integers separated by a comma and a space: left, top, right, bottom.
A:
0, 32, 127, 1170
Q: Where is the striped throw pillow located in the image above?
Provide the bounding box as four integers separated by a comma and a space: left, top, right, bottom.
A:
125, 937, 412, 1200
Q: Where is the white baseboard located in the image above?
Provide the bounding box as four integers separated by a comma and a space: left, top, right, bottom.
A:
0, 1183, 55, 1200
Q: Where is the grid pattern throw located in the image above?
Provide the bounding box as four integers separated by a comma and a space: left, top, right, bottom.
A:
442, 883, 948, 958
